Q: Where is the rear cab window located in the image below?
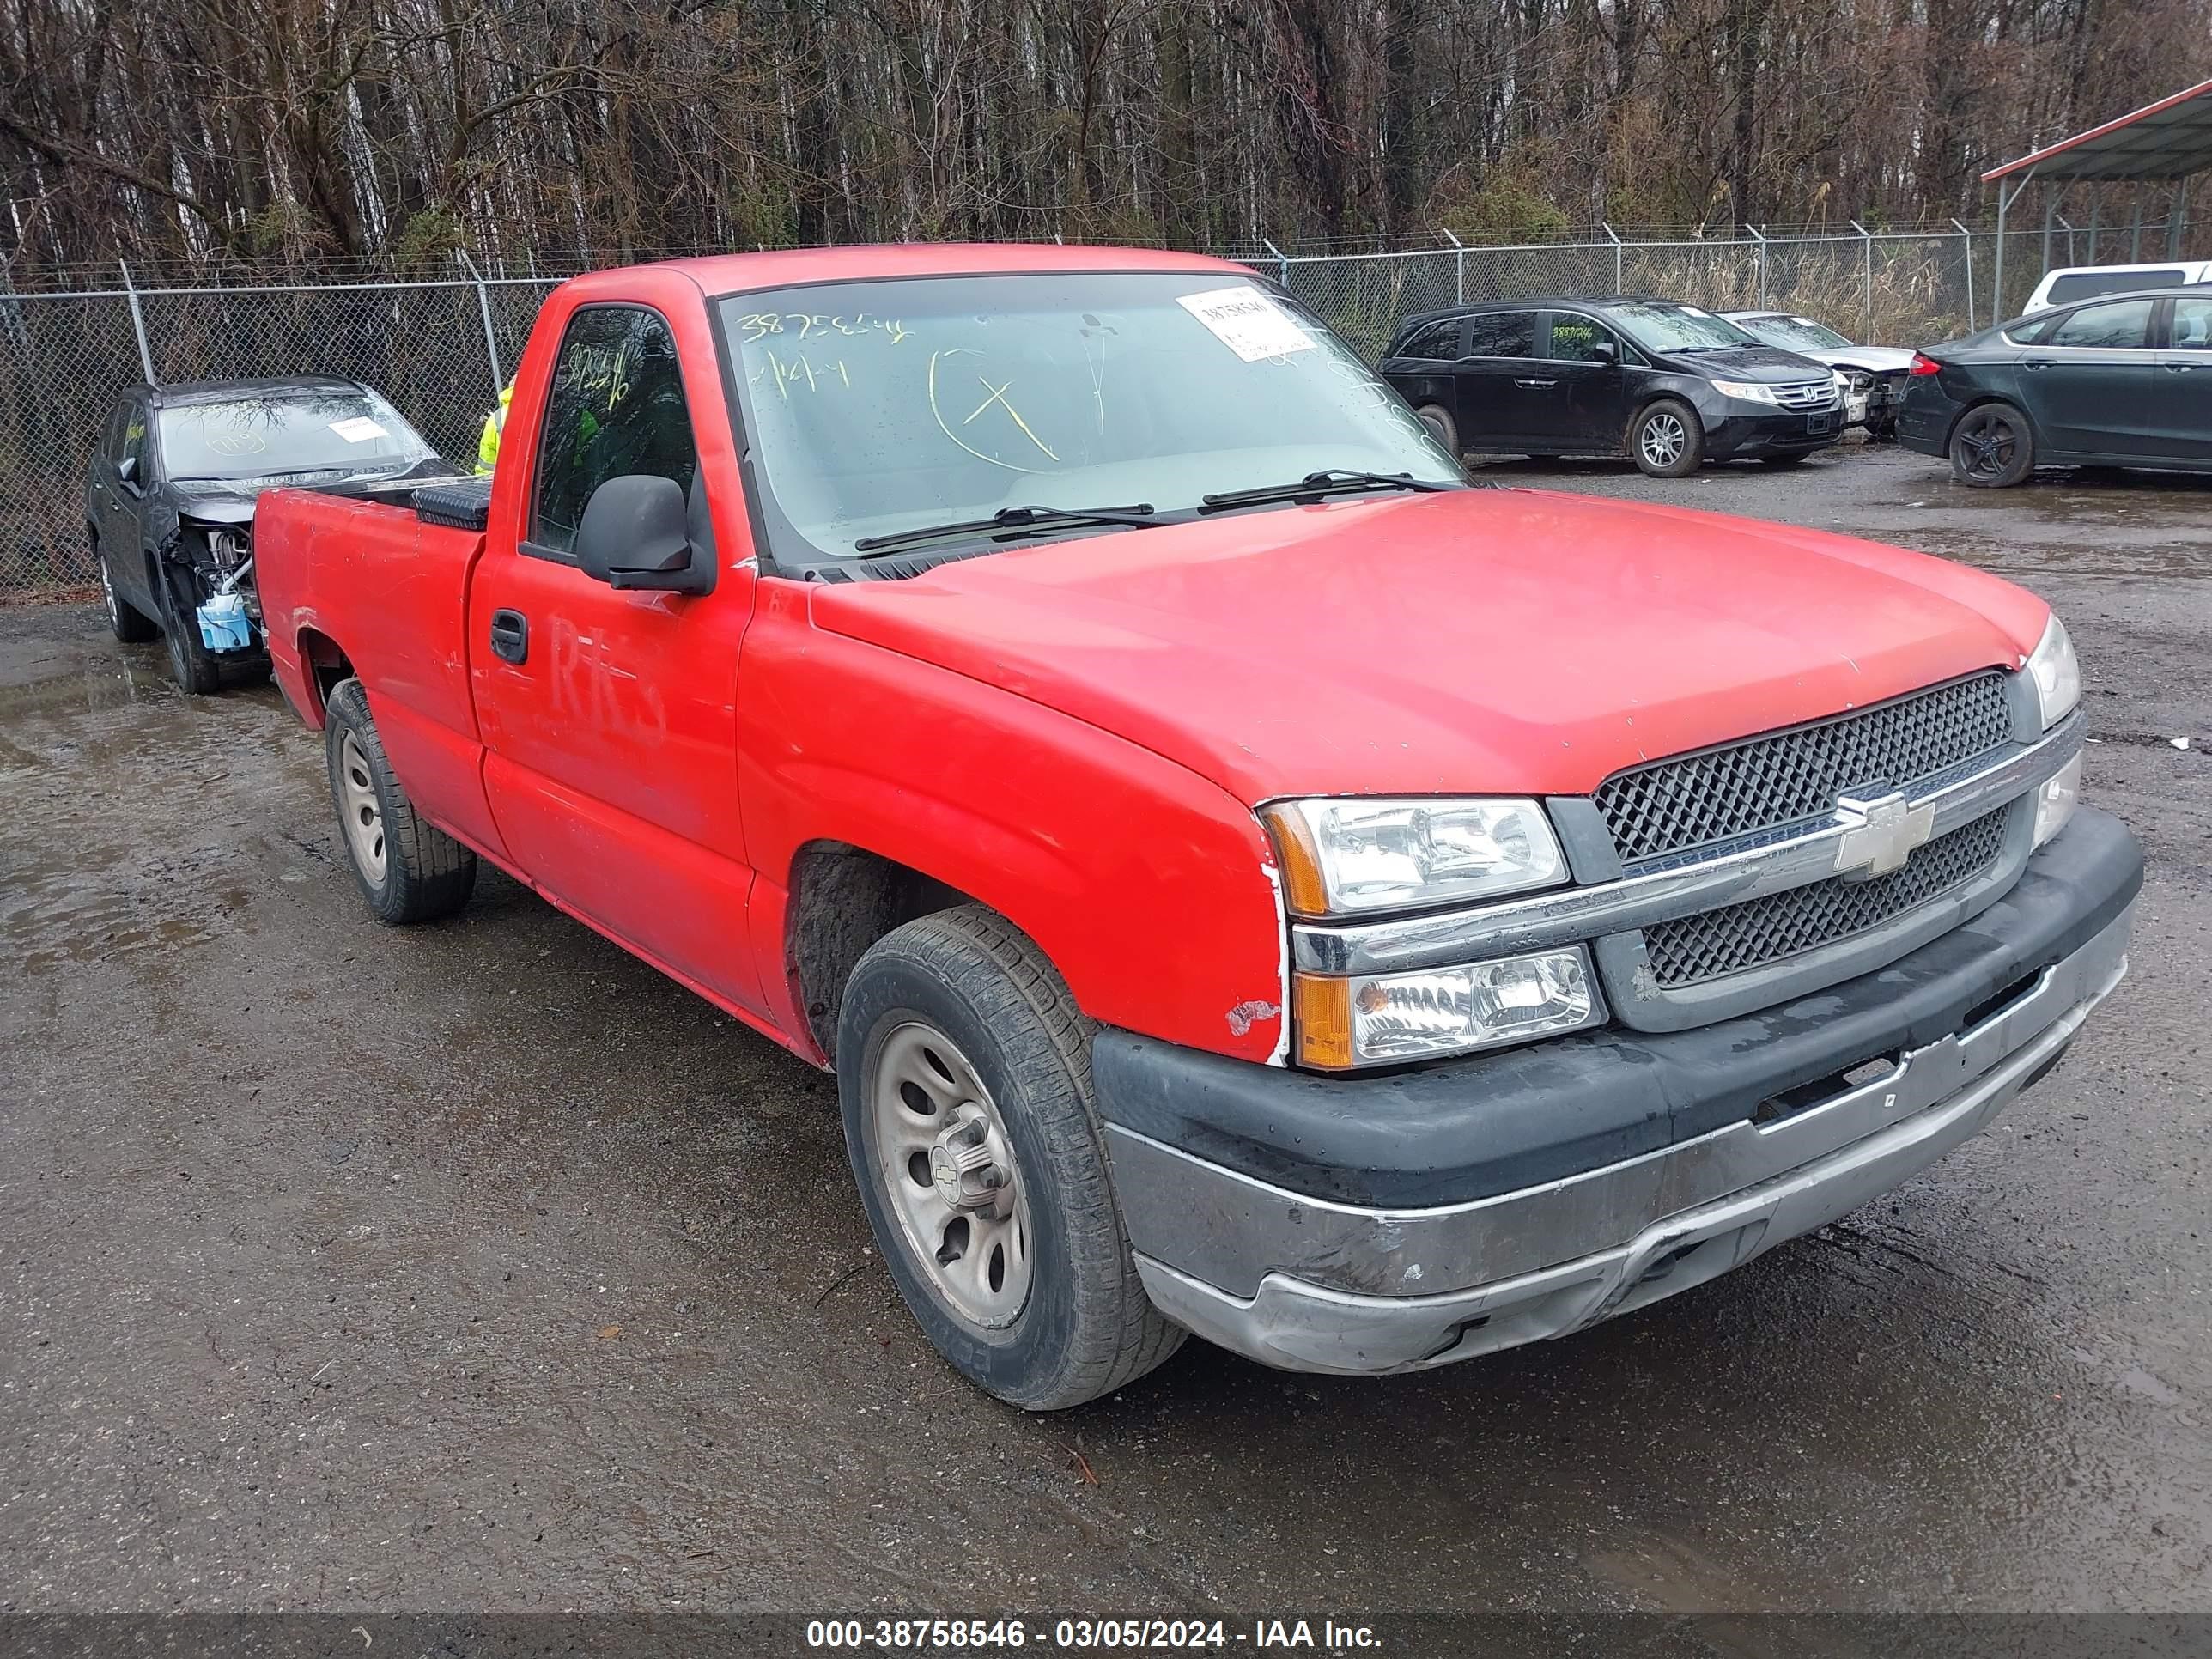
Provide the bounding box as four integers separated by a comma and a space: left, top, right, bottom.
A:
529, 305, 702, 558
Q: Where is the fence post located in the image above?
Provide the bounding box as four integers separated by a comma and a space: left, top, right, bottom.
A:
1746, 225, 1769, 307
1950, 219, 1975, 331
1602, 223, 1623, 292
118, 260, 156, 384
1849, 221, 1874, 338
456, 249, 505, 392
1261, 239, 1290, 289
1443, 228, 1465, 304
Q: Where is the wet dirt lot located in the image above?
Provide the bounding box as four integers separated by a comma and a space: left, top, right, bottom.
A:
3, 445, 2208, 1622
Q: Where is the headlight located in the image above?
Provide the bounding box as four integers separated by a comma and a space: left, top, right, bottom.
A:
1292, 948, 1602, 1068
1711, 379, 1781, 404
1262, 797, 1566, 916
2033, 752, 2081, 847
2026, 613, 2080, 728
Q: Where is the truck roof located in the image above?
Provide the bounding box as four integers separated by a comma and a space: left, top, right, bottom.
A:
570, 243, 1255, 301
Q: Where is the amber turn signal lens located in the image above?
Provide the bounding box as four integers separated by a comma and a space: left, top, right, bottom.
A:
1291, 973, 1355, 1070
1259, 804, 1332, 917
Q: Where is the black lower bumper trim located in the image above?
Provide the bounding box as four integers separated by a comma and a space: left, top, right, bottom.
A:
1091, 807, 2142, 1209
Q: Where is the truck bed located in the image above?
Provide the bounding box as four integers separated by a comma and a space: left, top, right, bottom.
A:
254, 478, 509, 863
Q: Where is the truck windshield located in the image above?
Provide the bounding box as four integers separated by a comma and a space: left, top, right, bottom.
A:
159, 390, 436, 483
1606, 303, 1761, 354
718, 272, 1461, 560
1735, 314, 1853, 351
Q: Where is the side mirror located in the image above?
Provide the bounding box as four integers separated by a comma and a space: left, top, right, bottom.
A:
574, 474, 713, 595
1590, 342, 1620, 366
117, 454, 140, 491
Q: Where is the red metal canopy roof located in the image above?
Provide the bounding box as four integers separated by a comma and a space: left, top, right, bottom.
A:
1983, 79, 2212, 183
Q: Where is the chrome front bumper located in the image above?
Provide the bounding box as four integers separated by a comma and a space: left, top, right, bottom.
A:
1114, 902, 2132, 1376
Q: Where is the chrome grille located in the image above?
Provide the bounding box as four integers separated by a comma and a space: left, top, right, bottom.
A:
1595, 672, 2014, 866
1640, 808, 2009, 988
1772, 380, 1839, 410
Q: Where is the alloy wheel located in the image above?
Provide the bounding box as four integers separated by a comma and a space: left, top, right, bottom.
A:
870, 1021, 1033, 1331
1639, 411, 1686, 469
1954, 410, 2016, 480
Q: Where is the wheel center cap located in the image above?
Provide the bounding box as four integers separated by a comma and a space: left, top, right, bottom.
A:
929, 1109, 1010, 1217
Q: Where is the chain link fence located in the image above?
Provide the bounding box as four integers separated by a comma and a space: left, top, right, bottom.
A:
1, 222, 2198, 601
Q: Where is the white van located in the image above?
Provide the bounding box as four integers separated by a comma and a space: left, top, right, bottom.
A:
2024, 260, 2211, 313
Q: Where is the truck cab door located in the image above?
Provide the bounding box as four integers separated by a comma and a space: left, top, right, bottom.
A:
466, 301, 768, 1015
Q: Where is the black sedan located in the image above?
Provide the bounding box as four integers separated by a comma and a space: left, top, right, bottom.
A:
1898, 288, 2212, 487
1378, 296, 1844, 477
85, 377, 454, 691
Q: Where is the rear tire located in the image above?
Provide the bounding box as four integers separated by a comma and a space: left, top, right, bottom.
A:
1948, 401, 2035, 488
1415, 404, 1461, 459
837, 904, 1184, 1410
154, 562, 223, 693
94, 534, 157, 643
1632, 398, 1703, 477
323, 678, 477, 924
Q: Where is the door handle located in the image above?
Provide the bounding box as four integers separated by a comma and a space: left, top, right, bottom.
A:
1515, 378, 1559, 388
2021, 359, 2050, 370
2164, 360, 2201, 372
489, 608, 529, 665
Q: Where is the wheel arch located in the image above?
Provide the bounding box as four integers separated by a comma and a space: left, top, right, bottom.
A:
292, 627, 356, 727
1944, 392, 2044, 451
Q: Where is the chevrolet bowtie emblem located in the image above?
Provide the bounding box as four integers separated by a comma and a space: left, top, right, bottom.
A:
1834, 790, 1936, 878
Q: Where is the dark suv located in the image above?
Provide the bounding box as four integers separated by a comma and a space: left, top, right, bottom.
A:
1379, 296, 1844, 477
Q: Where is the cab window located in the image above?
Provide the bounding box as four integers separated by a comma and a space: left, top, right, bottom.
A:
1395, 318, 1462, 361
529, 304, 700, 556
1544, 313, 1615, 362
1462, 311, 1537, 359
2041, 300, 2153, 350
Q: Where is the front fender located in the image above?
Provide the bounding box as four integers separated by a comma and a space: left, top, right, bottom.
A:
737, 583, 1290, 1068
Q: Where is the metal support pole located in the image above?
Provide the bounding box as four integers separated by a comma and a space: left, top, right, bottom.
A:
1443, 228, 1465, 304
118, 260, 155, 384
1261, 238, 1290, 289
2130, 201, 2143, 262
1603, 222, 1623, 293
1850, 221, 1874, 338
2056, 213, 2075, 265
2172, 179, 2191, 258
456, 249, 504, 392
1950, 218, 1975, 331
2086, 202, 2100, 262
1746, 225, 1769, 308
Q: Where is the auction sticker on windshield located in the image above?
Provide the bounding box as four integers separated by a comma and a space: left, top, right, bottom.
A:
328, 417, 389, 443
1176, 286, 1316, 362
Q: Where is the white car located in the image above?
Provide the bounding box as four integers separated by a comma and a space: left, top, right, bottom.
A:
1722, 311, 1917, 435
2024, 261, 2211, 313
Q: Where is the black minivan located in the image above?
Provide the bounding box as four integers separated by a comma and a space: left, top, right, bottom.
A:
1379, 296, 1844, 477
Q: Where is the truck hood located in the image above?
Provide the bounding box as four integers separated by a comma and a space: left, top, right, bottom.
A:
805, 488, 2050, 805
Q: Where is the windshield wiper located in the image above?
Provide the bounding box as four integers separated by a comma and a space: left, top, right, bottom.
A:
1196, 469, 1450, 514
852, 503, 1157, 556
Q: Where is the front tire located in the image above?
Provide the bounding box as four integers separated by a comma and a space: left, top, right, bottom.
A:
323, 678, 477, 924
94, 533, 158, 643
154, 562, 223, 693
1949, 402, 2035, 487
1632, 398, 1703, 477
838, 905, 1184, 1410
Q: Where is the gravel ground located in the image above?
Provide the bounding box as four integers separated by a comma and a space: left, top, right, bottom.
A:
2, 443, 2207, 1626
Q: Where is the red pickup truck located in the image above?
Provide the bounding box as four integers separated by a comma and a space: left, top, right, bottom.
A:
255, 246, 2139, 1409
